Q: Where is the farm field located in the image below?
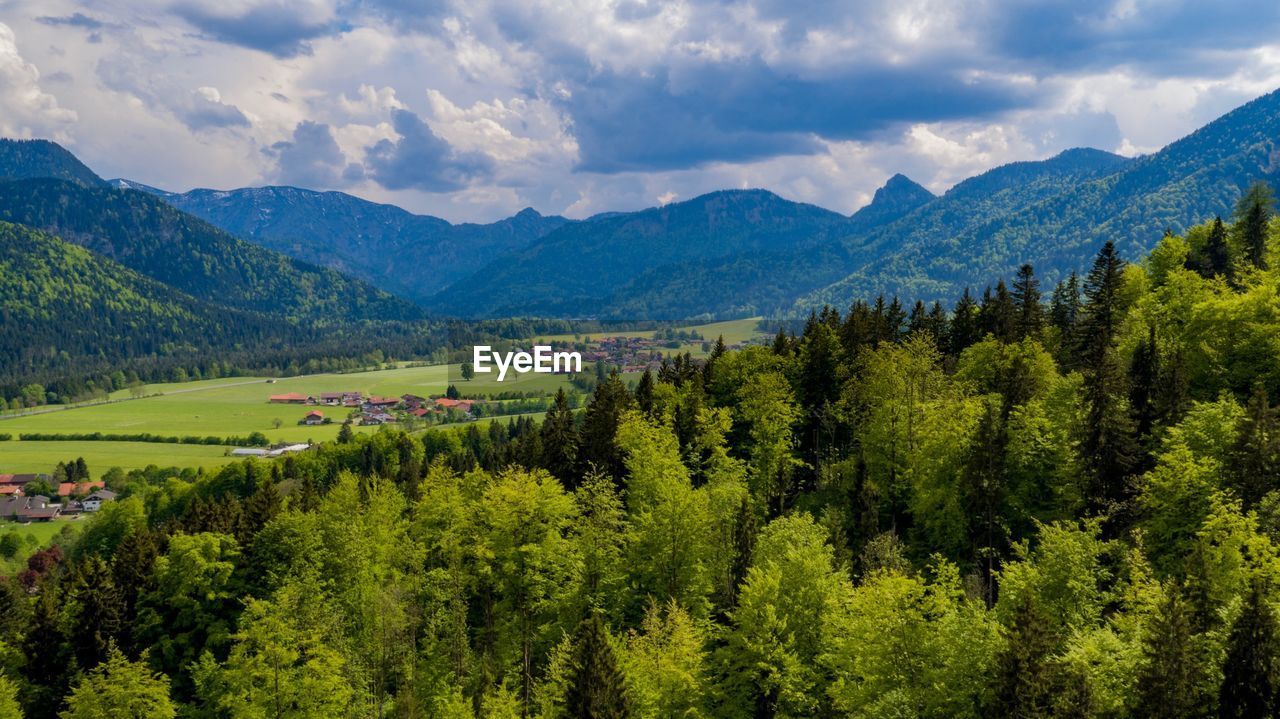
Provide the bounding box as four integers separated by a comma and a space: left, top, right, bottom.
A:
536, 317, 765, 348
0, 440, 242, 473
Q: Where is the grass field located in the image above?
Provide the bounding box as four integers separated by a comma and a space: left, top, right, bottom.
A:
0, 440, 241, 473
0, 519, 79, 546
537, 317, 765, 346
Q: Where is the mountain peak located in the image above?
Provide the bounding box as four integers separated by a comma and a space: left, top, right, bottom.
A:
0, 139, 104, 187
848, 173, 935, 231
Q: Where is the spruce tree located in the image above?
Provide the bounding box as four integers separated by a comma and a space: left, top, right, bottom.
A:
1236, 181, 1275, 270
1135, 585, 1206, 718
1011, 263, 1043, 341
1229, 383, 1279, 508
1219, 582, 1279, 718
336, 421, 354, 444
634, 369, 656, 418
992, 594, 1055, 717
950, 288, 980, 355
564, 613, 632, 719
1129, 326, 1161, 474
1205, 216, 1233, 280
577, 373, 633, 484
1078, 242, 1136, 510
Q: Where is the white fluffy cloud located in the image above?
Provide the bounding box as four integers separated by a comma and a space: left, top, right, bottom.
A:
0, 23, 76, 139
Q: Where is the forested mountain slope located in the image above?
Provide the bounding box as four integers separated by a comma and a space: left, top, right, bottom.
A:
154, 185, 570, 302
432, 188, 852, 318
805, 89, 1280, 305
0, 179, 421, 323
0, 222, 300, 388
0, 139, 104, 187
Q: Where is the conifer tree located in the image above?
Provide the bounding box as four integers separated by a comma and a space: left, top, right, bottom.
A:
336, 420, 354, 444
1129, 326, 1161, 474
992, 594, 1055, 717
564, 613, 632, 719
577, 372, 634, 484
1135, 585, 1206, 718
634, 368, 656, 418
1078, 242, 1136, 509
950, 288, 980, 355
982, 280, 1017, 342
1229, 383, 1279, 508
1236, 181, 1275, 270
541, 387, 580, 484
1219, 582, 1279, 719
1012, 263, 1043, 340
1204, 216, 1233, 280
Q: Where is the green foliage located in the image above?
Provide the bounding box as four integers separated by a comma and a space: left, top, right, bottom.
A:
60, 648, 175, 719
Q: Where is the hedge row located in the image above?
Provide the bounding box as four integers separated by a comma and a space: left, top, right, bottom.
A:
17, 431, 269, 447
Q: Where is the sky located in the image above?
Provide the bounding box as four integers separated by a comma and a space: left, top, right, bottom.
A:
2, 1, 1280, 223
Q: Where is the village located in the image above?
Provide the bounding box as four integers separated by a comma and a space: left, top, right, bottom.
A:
268, 390, 478, 427
0, 472, 116, 523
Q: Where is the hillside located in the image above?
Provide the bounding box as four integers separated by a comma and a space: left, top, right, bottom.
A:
804, 90, 1280, 305
154, 185, 570, 302
0, 139, 104, 187
432, 189, 851, 319
0, 178, 422, 323
0, 221, 304, 387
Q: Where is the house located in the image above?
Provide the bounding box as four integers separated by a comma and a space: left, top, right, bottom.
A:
360, 411, 394, 425
83, 490, 117, 512
301, 410, 325, 426
0, 495, 61, 521
409, 408, 430, 418
268, 393, 312, 404
434, 398, 474, 414
401, 394, 426, 410
365, 396, 400, 408
0, 473, 48, 487
318, 392, 361, 406
0, 485, 22, 496
57, 481, 105, 498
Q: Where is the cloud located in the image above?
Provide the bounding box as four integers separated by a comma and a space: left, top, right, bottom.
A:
0, 23, 77, 139
176, 87, 251, 131
267, 120, 360, 187
172, 0, 343, 57
364, 108, 494, 192
563, 61, 1038, 172
35, 13, 109, 30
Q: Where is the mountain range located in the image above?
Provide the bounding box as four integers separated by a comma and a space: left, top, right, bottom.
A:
4, 86, 1280, 330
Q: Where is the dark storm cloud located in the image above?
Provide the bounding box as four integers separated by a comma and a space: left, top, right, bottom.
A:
975, 0, 1280, 73
364, 109, 494, 192
172, 1, 344, 58
565, 62, 1036, 172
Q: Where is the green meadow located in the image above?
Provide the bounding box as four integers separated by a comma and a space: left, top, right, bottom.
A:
536, 316, 764, 346
0, 440, 242, 473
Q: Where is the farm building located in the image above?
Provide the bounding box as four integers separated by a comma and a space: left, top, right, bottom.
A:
0, 495, 61, 521
57, 481, 105, 497
268, 393, 312, 404
83, 490, 117, 512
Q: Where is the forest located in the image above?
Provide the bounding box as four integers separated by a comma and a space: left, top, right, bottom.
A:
4, 184, 1280, 718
